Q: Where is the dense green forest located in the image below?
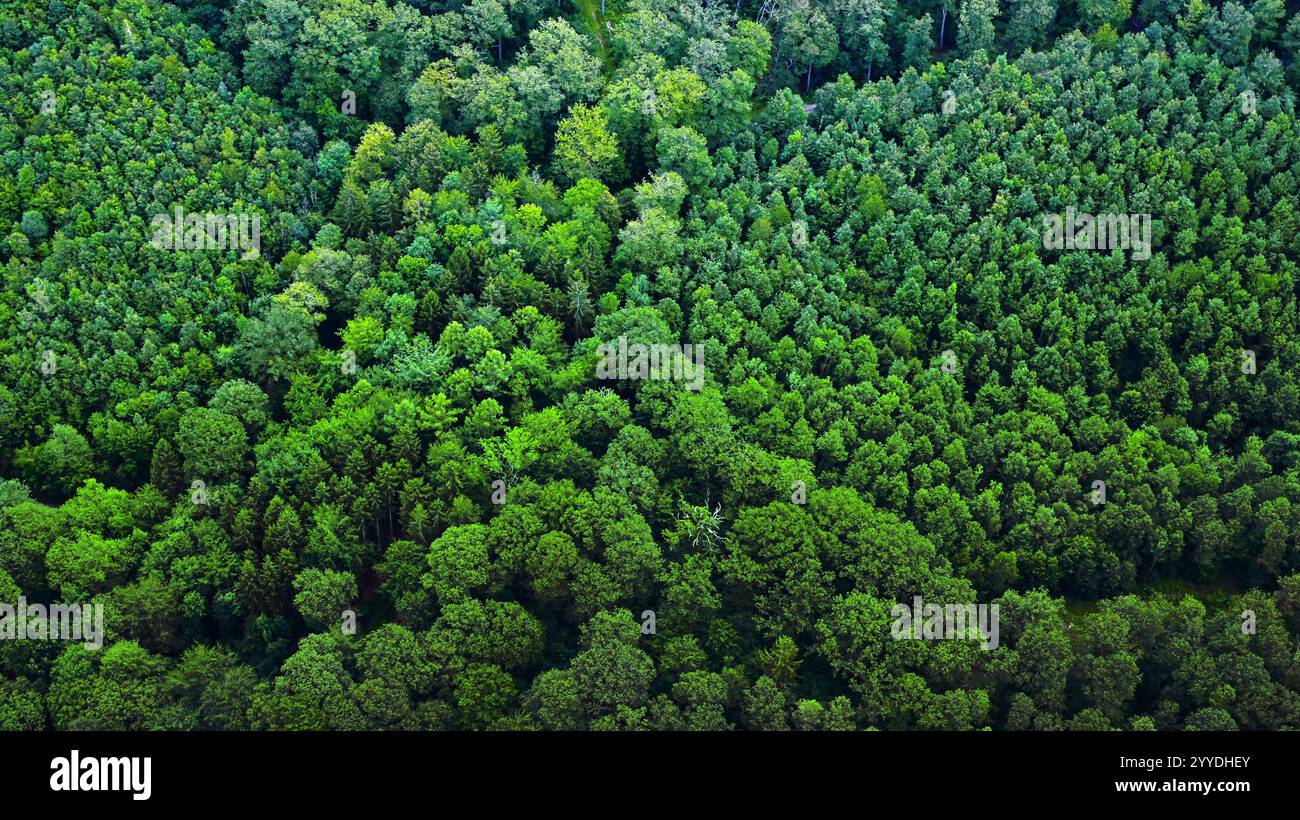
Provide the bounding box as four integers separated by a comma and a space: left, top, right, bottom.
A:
2, 0, 1300, 730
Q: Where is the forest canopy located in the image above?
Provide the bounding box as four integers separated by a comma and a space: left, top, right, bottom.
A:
2, 0, 1300, 730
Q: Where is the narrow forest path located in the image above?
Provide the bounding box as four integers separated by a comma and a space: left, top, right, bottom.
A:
572, 0, 612, 72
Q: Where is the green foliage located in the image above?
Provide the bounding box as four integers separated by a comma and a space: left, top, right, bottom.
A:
2, 0, 1300, 732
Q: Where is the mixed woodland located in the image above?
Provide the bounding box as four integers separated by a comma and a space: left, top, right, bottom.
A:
2, 0, 1300, 729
